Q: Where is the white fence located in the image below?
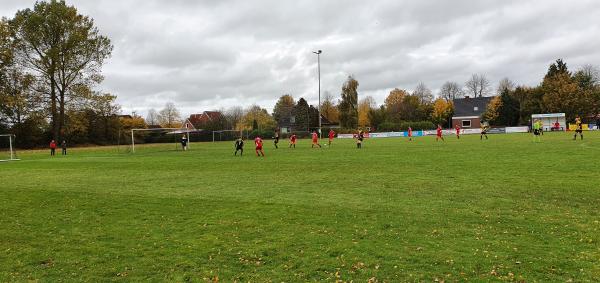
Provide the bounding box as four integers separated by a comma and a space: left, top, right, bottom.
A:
336, 127, 529, 139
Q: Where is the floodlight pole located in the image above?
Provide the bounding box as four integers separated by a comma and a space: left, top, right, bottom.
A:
313, 50, 322, 139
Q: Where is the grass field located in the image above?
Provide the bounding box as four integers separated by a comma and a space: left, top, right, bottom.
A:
1, 132, 600, 282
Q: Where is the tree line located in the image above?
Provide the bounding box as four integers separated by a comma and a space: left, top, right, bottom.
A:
3, 2, 599, 148
265, 59, 599, 134
0, 0, 128, 148
484, 60, 600, 126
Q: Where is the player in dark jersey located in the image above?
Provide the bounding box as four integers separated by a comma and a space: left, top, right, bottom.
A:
480, 124, 489, 140
356, 130, 364, 149
273, 130, 280, 149
573, 117, 583, 140
234, 137, 244, 156
61, 140, 67, 155
181, 135, 188, 151
532, 119, 542, 142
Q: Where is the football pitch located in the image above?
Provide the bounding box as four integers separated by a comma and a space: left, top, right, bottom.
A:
1, 132, 599, 281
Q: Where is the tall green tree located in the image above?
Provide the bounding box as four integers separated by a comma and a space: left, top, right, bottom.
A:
486, 89, 519, 126
272, 94, 295, 126
309, 104, 319, 128
573, 66, 600, 116
518, 86, 544, 125
368, 105, 387, 130
385, 88, 408, 123
338, 75, 359, 129
10, 0, 113, 140
293, 98, 310, 131
544, 59, 569, 79
400, 95, 431, 121
541, 59, 592, 121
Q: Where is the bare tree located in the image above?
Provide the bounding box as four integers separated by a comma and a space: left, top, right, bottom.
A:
465, 74, 491, 98
146, 108, 159, 125
497, 77, 515, 95
579, 64, 599, 86
224, 106, 245, 130
158, 102, 181, 128
412, 82, 433, 103
439, 81, 463, 101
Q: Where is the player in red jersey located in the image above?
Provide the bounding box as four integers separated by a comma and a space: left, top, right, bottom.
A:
328, 129, 335, 146
289, 133, 297, 148
407, 126, 413, 141
436, 124, 445, 142
311, 131, 322, 148
254, 136, 265, 157
455, 124, 461, 139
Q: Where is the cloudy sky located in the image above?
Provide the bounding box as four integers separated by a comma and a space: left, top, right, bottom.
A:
2, 0, 600, 117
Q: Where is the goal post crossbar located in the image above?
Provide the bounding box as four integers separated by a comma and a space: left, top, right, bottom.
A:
0, 134, 19, 161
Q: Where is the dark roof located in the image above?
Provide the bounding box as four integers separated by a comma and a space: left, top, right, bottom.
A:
203, 111, 223, 121
452, 96, 493, 117
189, 111, 223, 124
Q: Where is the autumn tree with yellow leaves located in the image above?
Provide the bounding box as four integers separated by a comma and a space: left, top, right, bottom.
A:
431, 98, 454, 126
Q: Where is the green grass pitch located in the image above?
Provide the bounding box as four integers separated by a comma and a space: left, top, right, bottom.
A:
1, 132, 599, 281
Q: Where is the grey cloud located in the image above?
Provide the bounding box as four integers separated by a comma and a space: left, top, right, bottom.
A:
2, 0, 600, 117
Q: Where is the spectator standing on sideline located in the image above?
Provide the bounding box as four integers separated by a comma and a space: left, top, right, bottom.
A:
61, 140, 67, 155
49, 140, 57, 156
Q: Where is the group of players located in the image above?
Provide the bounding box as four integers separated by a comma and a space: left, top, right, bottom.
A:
531, 116, 584, 142
234, 129, 337, 157
231, 124, 481, 157
229, 116, 586, 157
433, 124, 489, 142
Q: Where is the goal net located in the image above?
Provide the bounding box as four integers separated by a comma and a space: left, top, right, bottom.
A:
0, 134, 19, 162
129, 120, 202, 153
